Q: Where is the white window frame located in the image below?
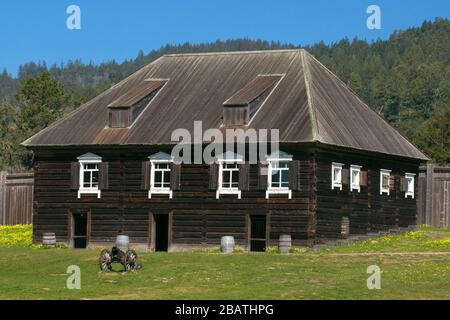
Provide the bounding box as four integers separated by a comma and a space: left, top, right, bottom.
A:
405, 173, 415, 198
332, 162, 344, 190
149, 159, 173, 199
266, 157, 292, 199
216, 158, 243, 199
350, 165, 362, 192
380, 169, 392, 195
78, 157, 102, 199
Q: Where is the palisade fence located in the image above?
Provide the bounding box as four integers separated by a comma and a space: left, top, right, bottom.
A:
418, 164, 450, 227
0, 171, 34, 225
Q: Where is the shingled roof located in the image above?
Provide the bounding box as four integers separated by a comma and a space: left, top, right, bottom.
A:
22, 49, 428, 160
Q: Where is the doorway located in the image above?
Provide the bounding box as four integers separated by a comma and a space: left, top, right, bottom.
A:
154, 214, 169, 251
72, 212, 88, 248
249, 215, 266, 252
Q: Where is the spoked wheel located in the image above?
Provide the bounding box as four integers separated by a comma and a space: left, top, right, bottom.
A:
99, 249, 112, 271
124, 249, 140, 271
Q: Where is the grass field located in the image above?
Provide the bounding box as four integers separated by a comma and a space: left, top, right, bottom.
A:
0, 226, 449, 300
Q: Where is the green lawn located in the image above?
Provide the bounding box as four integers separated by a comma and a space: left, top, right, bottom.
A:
0, 226, 449, 300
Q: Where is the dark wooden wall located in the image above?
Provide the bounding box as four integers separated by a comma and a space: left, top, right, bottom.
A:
32, 146, 315, 249
314, 148, 420, 239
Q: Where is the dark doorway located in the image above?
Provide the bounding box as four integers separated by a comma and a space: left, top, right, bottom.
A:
154, 214, 169, 252
250, 215, 266, 252
72, 212, 88, 248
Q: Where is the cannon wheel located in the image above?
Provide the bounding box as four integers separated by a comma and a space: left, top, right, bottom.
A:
124, 249, 139, 271
99, 249, 112, 271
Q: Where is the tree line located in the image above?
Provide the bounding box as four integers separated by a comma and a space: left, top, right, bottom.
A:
0, 18, 448, 171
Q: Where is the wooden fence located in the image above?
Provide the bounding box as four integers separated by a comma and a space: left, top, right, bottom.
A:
0, 171, 34, 225
418, 165, 450, 227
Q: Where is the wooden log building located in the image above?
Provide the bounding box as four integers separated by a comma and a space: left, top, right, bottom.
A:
23, 50, 429, 251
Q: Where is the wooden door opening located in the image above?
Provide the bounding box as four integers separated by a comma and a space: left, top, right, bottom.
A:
250, 215, 266, 252
72, 212, 88, 248
154, 214, 169, 252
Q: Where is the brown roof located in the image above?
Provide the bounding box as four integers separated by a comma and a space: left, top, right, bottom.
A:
23, 49, 428, 160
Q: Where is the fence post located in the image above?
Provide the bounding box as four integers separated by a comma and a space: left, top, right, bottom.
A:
425, 164, 434, 226
0, 171, 6, 225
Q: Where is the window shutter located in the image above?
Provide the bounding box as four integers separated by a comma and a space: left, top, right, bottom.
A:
141, 161, 150, 190
360, 170, 367, 186
70, 162, 80, 190
389, 175, 395, 190
239, 163, 250, 191
208, 163, 219, 190
342, 168, 350, 186
288, 160, 300, 191
99, 162, 109, 190
170, 164, 181, 191
258, 162, 268, 190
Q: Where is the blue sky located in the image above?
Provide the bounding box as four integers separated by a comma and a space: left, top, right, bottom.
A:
0, 0, 448, 76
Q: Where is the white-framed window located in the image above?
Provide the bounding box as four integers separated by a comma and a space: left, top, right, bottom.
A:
148, 152, 173, 199
266, 150, 293, 199
405, 173, 415, 198
350, 165, 362, 192
77, 153, 102, 199
216, 152, 243, 199
332, 162, 344, 190
380, 169, 391, 195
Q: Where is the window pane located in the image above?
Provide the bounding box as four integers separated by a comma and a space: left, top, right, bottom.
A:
352, 170, 359, 185
222, 170, 231, 188
92, 171, 99, 187
156, 163, 169, 169
83, 171, 90, 188
279, 161, 288, 168
271, 170, 281, 188
382, 174, 389, 188
163, 171, 170, 187
334, 168, 341, 182
86, 163, 98, 170
154, 171, 163, 187
407, 177, 413, 192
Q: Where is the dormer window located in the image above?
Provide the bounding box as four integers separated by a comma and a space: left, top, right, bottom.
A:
222, 75, 282, 126
332, 162, 344, 190
404, 173, 415, 198
380, 169, 391, 195
148, 152, 174, 199
107, 79, 166, 128
216, 152, 243, 199
265, 150, 293, 199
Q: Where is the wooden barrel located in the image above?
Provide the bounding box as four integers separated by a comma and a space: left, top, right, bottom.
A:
115, 235, 129, 252
42, 232, 56, 246
220, 236, 235, 253
279, 234, 292, 253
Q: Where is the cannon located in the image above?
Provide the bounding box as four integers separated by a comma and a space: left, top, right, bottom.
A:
99, 235, 141, 272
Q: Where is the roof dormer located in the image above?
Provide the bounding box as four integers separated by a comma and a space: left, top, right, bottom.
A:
222, 74, 282, 126
107, 79, 166, 128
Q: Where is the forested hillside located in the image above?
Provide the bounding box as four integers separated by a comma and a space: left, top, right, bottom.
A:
0, 18, 448, 170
